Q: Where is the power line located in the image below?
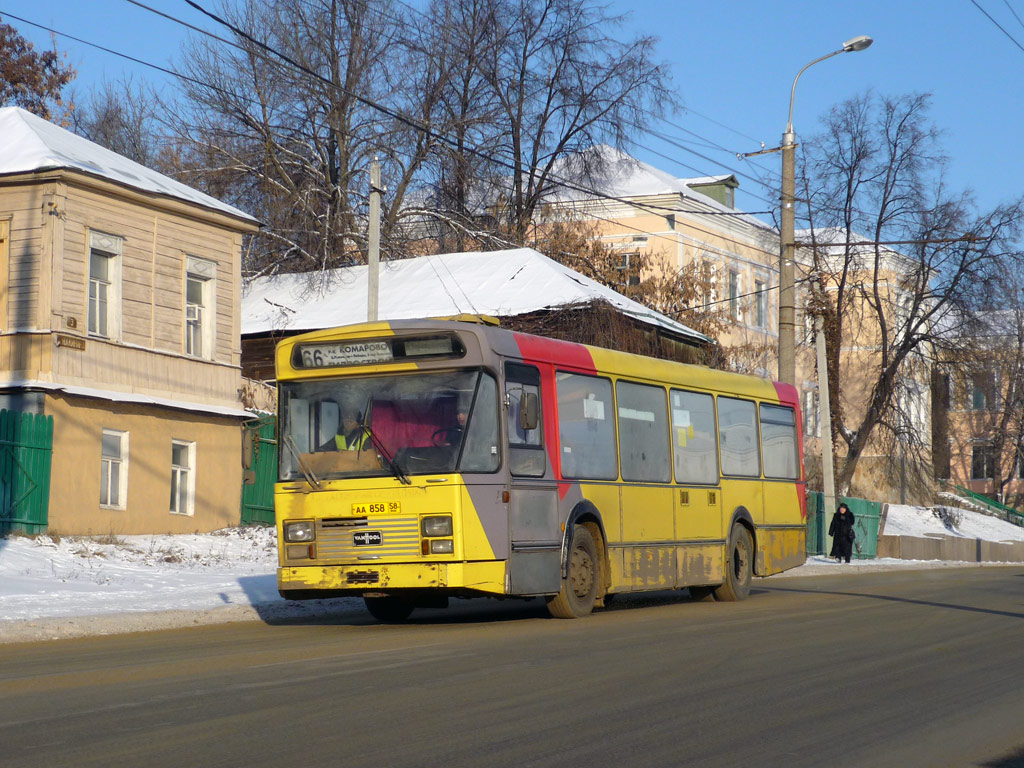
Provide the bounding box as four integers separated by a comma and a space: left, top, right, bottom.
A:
970, 0, 1024, 53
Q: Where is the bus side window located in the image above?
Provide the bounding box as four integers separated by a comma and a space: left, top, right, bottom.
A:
505, 362, 545, 477
760, 404, 799, 479
671, 389, 718, 484
718, 397, 760, 477
556, 372, 617, 480
616, 380, 670, 483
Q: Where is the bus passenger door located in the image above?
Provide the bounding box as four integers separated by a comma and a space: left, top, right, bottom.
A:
505, 363, 561, 595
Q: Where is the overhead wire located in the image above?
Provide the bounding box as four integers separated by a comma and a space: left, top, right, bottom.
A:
5, 1, 830, 314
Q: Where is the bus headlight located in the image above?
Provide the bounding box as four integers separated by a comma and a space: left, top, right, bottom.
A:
422, 515, 453, 537
430, 539, 454, 554
284, 520, 315, 542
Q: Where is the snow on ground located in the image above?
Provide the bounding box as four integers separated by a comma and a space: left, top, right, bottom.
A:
1, 503, 1022, 642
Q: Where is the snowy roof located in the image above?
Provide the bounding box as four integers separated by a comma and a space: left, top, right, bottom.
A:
0, 107, 257, 225
242, 248, 708, 344
543, 145, 770, 230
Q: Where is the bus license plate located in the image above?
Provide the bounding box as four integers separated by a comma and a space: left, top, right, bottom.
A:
352, 501, 400, 515
354, 531, 383, 546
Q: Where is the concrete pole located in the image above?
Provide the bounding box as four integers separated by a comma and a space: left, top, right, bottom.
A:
779, 133, 797, 386
777, 36, 872, 386
815, 315, 837, 552
367, 158, 381, 322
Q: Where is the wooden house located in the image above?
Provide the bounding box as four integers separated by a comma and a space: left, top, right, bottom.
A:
0, 107, 259, 534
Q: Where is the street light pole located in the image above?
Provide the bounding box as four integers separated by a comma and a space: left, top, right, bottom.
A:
778, 35, 872, 386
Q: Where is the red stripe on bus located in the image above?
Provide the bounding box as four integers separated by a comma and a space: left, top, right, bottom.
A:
512, 333, 597, 373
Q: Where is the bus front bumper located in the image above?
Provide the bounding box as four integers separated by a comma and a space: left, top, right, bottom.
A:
278, 561, 507, 597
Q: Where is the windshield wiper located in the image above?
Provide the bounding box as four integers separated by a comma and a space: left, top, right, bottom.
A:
283, 435, 321, 489
359, 425, 411, 485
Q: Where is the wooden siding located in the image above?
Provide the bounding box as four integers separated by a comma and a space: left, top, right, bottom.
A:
0, 183, 46, 330
1, 174, 253, 410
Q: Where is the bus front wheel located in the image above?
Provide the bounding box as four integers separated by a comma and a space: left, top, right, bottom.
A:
547, 525, 599, 618
714, 524, 753, 602
364, 595, 415, 622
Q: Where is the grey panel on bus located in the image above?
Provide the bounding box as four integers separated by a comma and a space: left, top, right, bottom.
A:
509, 487, 562, 594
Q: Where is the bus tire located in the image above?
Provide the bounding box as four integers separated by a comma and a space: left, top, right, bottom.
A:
364, 595, 415, 622
714, 524, 753, 602
547, 525, 599, 618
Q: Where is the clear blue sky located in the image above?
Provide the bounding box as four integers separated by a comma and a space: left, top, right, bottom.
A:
2, 0, 1021, 218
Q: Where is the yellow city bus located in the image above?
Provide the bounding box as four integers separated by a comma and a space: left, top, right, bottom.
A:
274, 316, 806, 620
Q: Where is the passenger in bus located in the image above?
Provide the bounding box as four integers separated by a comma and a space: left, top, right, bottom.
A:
321, 409, 370, 452
828, 502, 856, 563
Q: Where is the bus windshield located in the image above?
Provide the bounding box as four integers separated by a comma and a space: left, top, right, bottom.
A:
278, 369, 500, 481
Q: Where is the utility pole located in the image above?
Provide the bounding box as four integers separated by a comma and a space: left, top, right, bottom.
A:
777, 35, 872, 386
367, 158, 381, 322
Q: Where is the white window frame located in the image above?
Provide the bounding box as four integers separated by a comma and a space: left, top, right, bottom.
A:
170, 440, 197, 516
88, 231, 122, 340
185, 256, 217, 360
100, 429, 128, 509
728, 270, 742, 321
802, 389, 820, 438
754, 278, 766, 328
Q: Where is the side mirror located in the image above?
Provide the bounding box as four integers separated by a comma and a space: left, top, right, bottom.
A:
519, 392, 539, 431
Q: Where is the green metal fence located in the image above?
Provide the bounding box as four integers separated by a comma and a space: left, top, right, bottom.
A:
941, 481, 1024, 528
0, 409, 53, 535
241, 415, 277, 526
806, 492, 881, 559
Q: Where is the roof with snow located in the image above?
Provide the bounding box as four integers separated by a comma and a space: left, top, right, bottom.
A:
0, 107, 257, 225
242, 248, 708, 344
543, 145, 770, 230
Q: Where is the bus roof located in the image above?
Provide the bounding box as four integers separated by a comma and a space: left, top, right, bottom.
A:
277, 318, 795, 406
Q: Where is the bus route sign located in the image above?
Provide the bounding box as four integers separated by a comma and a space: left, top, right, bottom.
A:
298, 341, 393, 367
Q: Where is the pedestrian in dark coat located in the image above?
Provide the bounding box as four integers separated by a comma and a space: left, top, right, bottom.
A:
828, 502, 856, 563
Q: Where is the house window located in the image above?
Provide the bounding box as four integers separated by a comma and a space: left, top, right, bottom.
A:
185, 257, 216, 359
728, 270, 741, 321
88, 232, 122, 339
970, 371, 996, 411
971, 444, 995, 480
802, 389, 820, 437
170, 440, 196, 515
100, 429, 128, 508
754, 279, 766, 328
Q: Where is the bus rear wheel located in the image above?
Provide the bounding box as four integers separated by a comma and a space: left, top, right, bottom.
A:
547, 525, 599, 619
714, 524, 753, 602
364, 595, 415, 622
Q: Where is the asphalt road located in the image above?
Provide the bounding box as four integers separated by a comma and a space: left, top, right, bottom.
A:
2, 567, 1024, 768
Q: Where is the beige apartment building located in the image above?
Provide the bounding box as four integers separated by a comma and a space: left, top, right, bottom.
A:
0, 107, 259, 534
543, 147, 933, 504
542, 146, 780, 376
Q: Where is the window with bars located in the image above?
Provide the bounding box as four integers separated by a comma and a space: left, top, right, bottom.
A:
170, 440, 196, 516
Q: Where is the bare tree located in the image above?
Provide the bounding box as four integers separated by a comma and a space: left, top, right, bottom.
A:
471, 0, 675, 241
70, 76, 164, 167
0, 17, 74, 120
798, 92, 1024, 496
170, 0, 438, 277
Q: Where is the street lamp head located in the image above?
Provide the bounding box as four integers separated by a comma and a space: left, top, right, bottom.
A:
842, 35, 873, 52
